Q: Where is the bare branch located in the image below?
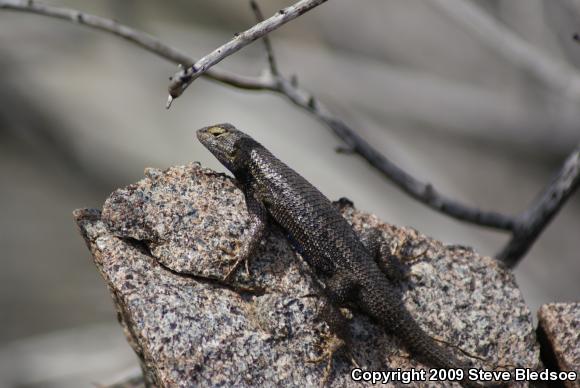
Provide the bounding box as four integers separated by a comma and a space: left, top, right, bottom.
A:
250, 0, 279, 77
0, 0, 520, 233
497, 145, 580, 268
430, 0, 580, 102
0, 0, 277, 92
0, 0, 192, 66
166, 0, 327, 107
273, 77, 518, 231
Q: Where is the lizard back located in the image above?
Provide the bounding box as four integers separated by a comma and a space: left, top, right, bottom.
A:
246, 144, 371, 275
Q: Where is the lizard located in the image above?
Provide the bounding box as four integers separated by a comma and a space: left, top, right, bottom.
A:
197, 123, 500, 387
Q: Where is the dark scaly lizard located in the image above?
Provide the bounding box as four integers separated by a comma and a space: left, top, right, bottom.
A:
197, 123, 498, 387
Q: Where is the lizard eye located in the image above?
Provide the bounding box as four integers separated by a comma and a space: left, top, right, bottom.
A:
208, 126, 227, 136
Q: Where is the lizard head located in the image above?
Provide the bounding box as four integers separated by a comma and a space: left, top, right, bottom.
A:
197, 123, 254, 173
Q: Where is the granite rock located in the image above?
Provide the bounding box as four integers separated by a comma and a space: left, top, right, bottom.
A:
537, 302, 580, 388
76, 163, 541, 387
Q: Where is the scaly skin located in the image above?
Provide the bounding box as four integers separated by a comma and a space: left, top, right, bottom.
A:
197, 123, 499, 387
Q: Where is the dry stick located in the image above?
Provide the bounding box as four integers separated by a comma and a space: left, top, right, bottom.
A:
276, 78, 518, 232
0, 0, 273, 91
2, 0, 578, 267
166, 0, 327, 107
497, 145, 580, 268
430, 0, 580, 102
249, 0, 279, 76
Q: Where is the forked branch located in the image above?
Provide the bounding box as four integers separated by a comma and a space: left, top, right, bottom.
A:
166, 0, 327, 107
497, 145, 580, 267
249, 0, 279, 77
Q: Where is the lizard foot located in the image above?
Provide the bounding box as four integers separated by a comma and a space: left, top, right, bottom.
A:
306, 332, 360, 386
396, 237, 429, 262
222, 256, 251, 282
379, 238, 428, 283
220, 247, 251, 282
306, 333, 344, 386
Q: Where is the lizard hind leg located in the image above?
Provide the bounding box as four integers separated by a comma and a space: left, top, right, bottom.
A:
358, 228, 409, 284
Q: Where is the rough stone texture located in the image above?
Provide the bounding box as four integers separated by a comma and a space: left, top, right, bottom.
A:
101, 165, 308, 293
77, 163, 541, 387
537, 303, 580, 388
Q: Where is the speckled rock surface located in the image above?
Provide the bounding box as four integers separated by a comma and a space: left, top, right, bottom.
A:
537, 303, 580, 388
77, 163, 541, 387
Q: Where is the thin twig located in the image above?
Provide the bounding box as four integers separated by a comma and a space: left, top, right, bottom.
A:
0, 1, 196, 64
497, 145, 580, 268
166, 0, 327, 107
249, 0, 279, 76
0, 0, 278, 92
430, 0, 580, 102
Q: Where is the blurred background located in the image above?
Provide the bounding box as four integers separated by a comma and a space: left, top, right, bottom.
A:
0, 0, 579, 386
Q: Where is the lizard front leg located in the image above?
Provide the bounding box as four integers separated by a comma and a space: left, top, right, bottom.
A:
223, 190, 267, 281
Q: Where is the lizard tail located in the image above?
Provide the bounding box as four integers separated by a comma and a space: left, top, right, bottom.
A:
397, 310, 467, 370
357, 278, 502, 387
397, 311, 504, 388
